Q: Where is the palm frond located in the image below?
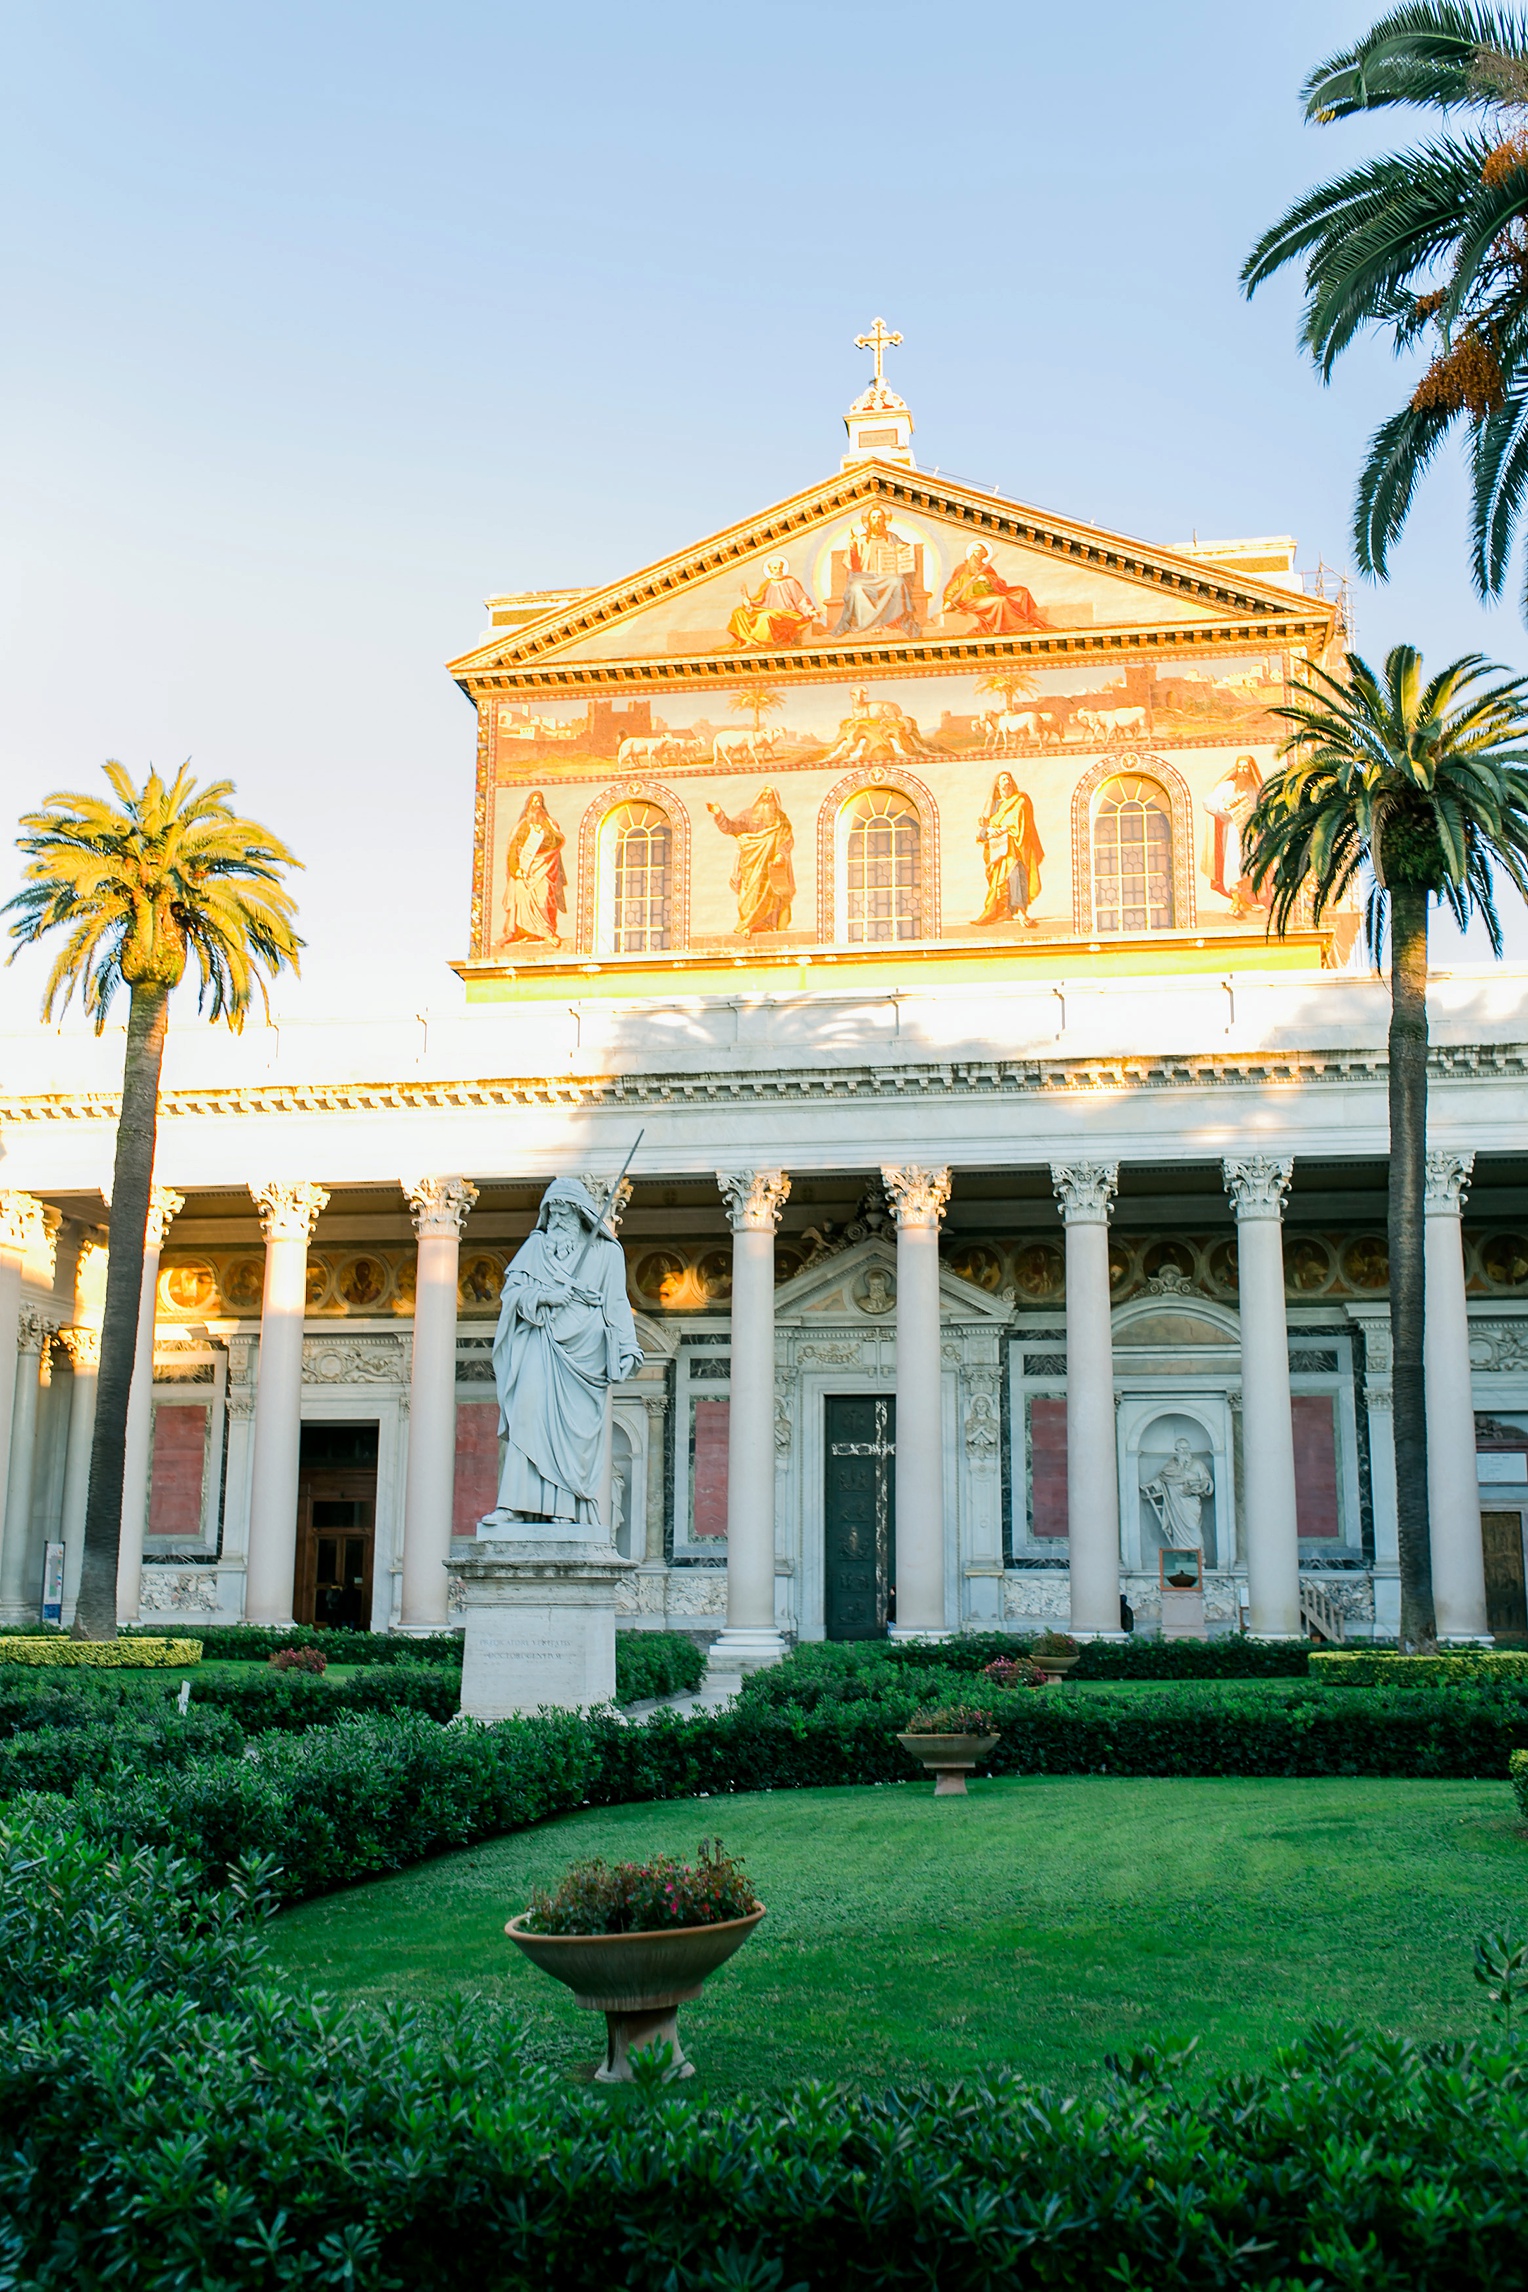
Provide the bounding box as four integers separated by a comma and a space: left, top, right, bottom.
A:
1301, 3, 1528, 120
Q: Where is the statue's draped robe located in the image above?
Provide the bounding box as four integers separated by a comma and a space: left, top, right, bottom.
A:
975, 787, 1044, 922
1145, 1451, 1213, 1550
712, 794, 795, 932
484, 1200, 643, 1527
502, 814, 567, 944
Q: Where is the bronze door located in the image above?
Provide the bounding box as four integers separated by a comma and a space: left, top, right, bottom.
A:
824, 1394, 896, 1640
1482, 1510, 1528, 1637
294, 1466, 376, 1629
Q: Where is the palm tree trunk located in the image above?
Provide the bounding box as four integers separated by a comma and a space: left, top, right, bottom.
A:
1388, 886, 1436, 1646
72, 982, 170, 1639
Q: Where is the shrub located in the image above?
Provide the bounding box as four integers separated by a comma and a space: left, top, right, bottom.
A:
613, 1629, 707, 1703
981, 1654, 1045, 1690
269, 1644, 327, 1673
121, 1622, 466, 1665
1512, 1746, 1528, 1820
71, 1710, 601, 1899
0, 1707, 242, 1798
0, 1637, 201, 1668
1034, 1629, 1079, 1657
525, 1837, 757, 1934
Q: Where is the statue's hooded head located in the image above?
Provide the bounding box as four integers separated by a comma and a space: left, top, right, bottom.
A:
535, 1177, 606, 1236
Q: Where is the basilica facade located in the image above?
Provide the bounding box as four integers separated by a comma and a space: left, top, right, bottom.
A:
3, 347, 1527, 1651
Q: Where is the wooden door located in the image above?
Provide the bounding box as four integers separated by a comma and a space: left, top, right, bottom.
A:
294, 1466, 376, 1629
824, 1394, 895, 1641
1482, 1510, 1528, 1638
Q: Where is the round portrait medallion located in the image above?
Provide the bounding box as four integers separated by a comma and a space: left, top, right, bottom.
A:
222, 1258, 264, 1312
1011, 1240, 1064, 1301
336, 1255, 389, 1309
947, 1242, 1003, 1292
457, 1253, 504, 1309
162, 1259, 217, 1314
1284, 1235, 1333, 1294
1481, 1233, 1528, 1289
1341, 1235, 1390, 1291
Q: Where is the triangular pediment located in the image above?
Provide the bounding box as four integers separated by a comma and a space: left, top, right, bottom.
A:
450, 463, 1332, 688
773, 1233, 1015, 1325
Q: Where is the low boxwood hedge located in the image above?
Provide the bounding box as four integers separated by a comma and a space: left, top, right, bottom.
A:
1314, 1649, 1528, 1685
0, 1636, 201, 1668
4, 1808, 1527, 2291
613, 1629, 707, 1702
782, 1631, 1312, 1681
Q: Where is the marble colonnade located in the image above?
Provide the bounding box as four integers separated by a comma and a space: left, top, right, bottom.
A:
1425, 1153, 1491, 1642
710, 1169, 792, 1671
399, 1177, 479, 1632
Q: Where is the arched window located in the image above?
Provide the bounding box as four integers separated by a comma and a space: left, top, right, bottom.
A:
598, 800, 672, 954
1093, 775, 1174, 933
840, 787, 921, 943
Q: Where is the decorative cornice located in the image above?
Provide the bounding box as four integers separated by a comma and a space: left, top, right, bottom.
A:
1051, 1162, 1118, 1223
1425, 1150, 1474, 1214
1222, 1156, 1294, 1221
251, 1181, 330, 1245
881, 1164, 951, 1229
717, 1170, 791, 1233
403, 1176, 479, 1238
5, 1041, 1528, 1126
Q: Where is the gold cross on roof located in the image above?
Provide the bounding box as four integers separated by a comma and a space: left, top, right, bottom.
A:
854, 316, 902, 384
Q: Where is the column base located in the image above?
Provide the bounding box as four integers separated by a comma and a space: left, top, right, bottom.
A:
1070, 1629, 1128, 1643
707, 1626, 788, 1676
887, 1625, 953, 1644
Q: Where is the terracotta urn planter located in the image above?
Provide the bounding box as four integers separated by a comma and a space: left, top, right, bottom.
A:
895, 1731, 1000, 1795
504, 1907, 765, 2083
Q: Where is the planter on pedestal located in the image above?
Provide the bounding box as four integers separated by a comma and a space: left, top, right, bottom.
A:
1031, 1652, 1080, 1683
505, 1908, 766, 2082
895, 1732, 1000, 1795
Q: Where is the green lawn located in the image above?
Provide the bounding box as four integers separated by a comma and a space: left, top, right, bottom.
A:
266, 1777, 1528, 2095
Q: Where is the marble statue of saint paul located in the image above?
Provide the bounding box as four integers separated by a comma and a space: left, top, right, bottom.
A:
481, 1177, 644, 1531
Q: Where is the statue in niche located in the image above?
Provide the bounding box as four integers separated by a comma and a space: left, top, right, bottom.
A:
480, 1178, 644, 1532
500, 792, 567, 946
1143, 1437, 1214, 1554
973, 771, 1044, 926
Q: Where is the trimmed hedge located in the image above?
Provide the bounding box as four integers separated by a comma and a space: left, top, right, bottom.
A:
1513, 1747, 1528, 1819
121, 1621, 463, 1665
1314, 1649, 1528, 1685
0, 1636, 201, 1668
782, 1631, 1312, 1680
54, 1679, 1528, 1904
5, 1807, 1528, 2291
613, 1629, 707, 1703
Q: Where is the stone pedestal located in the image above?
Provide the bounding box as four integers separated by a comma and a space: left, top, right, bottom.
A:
1159, 1586, 1207, 1640
456, 1538, 625, 1718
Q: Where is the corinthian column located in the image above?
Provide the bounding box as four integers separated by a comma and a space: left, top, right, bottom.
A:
57, 1322, 100, 1626
244, 1181, 329, 1625
399, 1176, 478, 1632
116, 1186, 183, 1622
0, 1308, 53, 1622
882, 1164, 952, 1640
1425, 1151, 1490, 1641
710, 1169, 790, 1672
1223, 1157, 1301, 1638
1051, 1162, 1123, 1638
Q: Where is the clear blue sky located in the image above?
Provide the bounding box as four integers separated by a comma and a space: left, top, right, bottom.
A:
3, 0, 1525, 1030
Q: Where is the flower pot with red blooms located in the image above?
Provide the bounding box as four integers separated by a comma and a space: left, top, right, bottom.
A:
505, 1840, 763, 2083
1030, 1631, 1080, 1683
895, 1703, 1001, 1795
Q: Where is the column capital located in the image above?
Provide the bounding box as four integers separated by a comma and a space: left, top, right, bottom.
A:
145, 1186, 185, 1250
0, 1191, 58, 1272
717, 1169, 791, 1233
1050, 1161, 1118, 1224
58, 1324, 102, 1371
403, 1175, 479, 1238
578, 1172, 634, 1231
881, 1165, 950, 1230
1425, 1150, 1474, 1214
1222, 1156, 1293, 1221
250, 1180, 330, 1244
16, 1306, 54, 1356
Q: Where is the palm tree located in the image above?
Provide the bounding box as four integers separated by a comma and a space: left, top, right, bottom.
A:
1241, 6, 1528, 618
1244, 645, 1528, 1643
5, 765, 301, 1638
975, 669, 1039, 713
729, 687, 785, 736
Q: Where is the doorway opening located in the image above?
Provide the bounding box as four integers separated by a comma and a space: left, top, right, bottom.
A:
824, 1394, 896, 1640
295, 1422, 378, 1630
1483, 1510, 1528, 1638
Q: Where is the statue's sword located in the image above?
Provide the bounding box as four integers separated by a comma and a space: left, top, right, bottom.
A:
568, 1128, 645, 1288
